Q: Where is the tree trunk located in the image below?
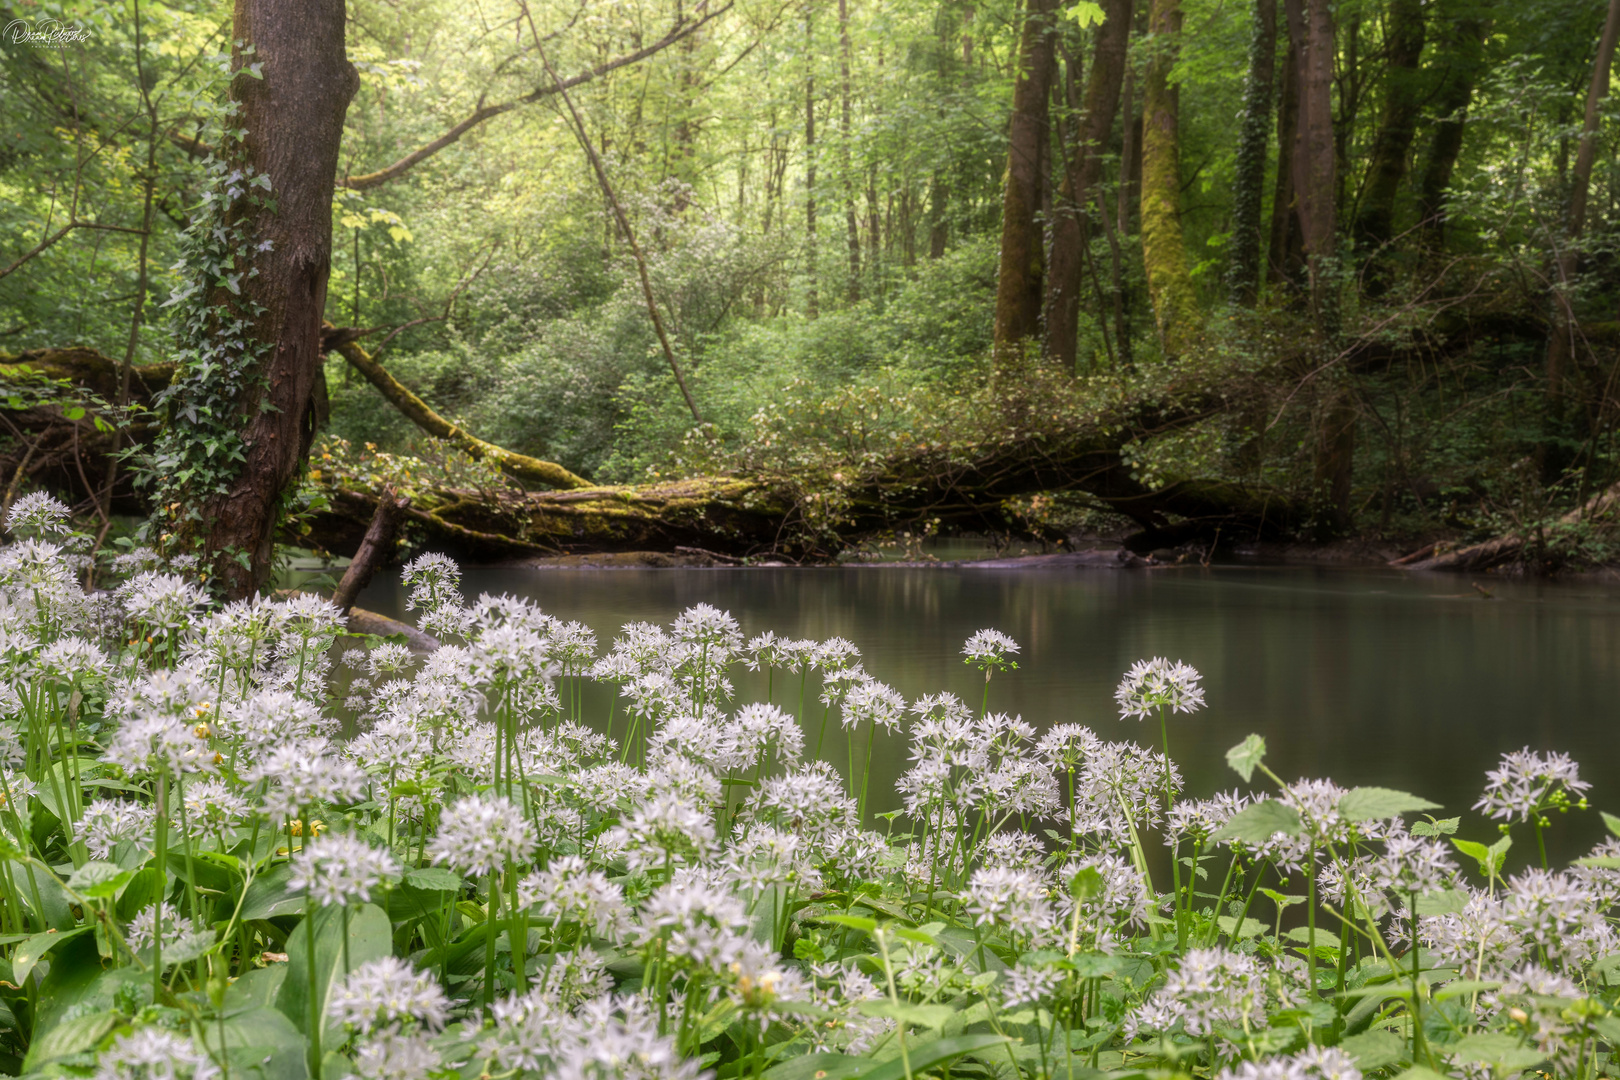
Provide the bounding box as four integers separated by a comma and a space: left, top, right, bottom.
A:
1545, 0, 1620, 399
1045, 0, 1133, 369
805, 6, 819, 318
1292, 0, 1337, 333
1267, 14, 1302, 286
1140, 0, 1197, 358
1227, 0, 1276, 306
1415, 0, 1489, 251
839, 0, 861, 302
1352, 0, 1426, 258
185, 0, 358, 598
991, 0, 1059, 366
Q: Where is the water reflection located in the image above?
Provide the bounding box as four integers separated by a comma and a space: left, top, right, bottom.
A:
355, 564, 1620, 861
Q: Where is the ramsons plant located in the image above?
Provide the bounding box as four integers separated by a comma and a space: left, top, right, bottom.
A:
1, 493, 1618, 1080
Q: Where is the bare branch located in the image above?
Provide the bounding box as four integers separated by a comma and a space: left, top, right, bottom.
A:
339, 4, 733, 192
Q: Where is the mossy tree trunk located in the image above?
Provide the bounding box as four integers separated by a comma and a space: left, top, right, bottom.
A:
1545, 0, 1620, 400
1044, 0, 1133, 369
1415, 0, 1489, 252
1140, 0, 1197, 357
991, 0, 1059, 367
1352, 0, 1427, 275
185, 0, 357, 598
1290, 0, 1337, 334
1226, 0, 1276, 307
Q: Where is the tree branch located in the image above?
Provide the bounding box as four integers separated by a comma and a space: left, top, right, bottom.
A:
338, 4, 733, 191
0, 221, 150, 282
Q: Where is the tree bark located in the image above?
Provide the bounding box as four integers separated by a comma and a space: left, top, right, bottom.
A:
1140, 0, 1198, 358
1352, 0, 1427, 257
1415, 0, 1488, 251
1045, 0, 1133, 369
1267, 13, 1302, 286
330, 486, 408, 612
839, 0, 862, 302
188, 0, 357, 598
1545, 0, 1620, 399
1292, 0, 1337, 334
1227, 0, 1277, 306
992, 0, 1059, 366
805, 6, 820, 318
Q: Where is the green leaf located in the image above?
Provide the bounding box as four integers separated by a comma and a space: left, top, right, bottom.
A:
21, 1008, 119, 1072
1449, 1032, 1547, 1071
1216, 915, 1267, 939
1413, 888, 1467, 916
1603, 811, 1620, 837
1338, 787, 1442, 822
1065, 0, 1106, 26
203, 1006, 309, 1080
1225, 734, 1267, 783
854, 1035, 1012, 1080
1211, 799, 1301, 844
1389, 1066, 1452, 1080
1452, 835, 1511, 878
116, 866, 165, 922
68, 860, 132, 899
823, 914, 878, 933
12, 924, 94, 985
1069, 866, 1104, 901
763, 1054, 867, 1080
1338, 1030, 1407, 1070
856, 1000, 956, 1031
240, 862, 305, 921
1410, 817, 1460, 837
274, 902, 390, 1042
403, 866, 462, 892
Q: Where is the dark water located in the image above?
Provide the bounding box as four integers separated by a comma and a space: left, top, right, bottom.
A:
355, 564, 1620, 862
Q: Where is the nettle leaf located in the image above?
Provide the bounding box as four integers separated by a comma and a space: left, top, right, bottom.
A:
1410, 816, 1460, 837
856, 1000, 955, 1031
1338, 1029, 1408, 1070
1338, 787, 1441, 822
67, 860, 131, 899
1212, 799, 1302, 844
1225, 734, 1267, 783
1450, 1032, 1547, 1071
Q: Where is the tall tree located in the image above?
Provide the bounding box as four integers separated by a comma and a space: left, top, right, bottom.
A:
1045, 0, 1133, 369
1226, 0, 1276, 306
805, 6, 820, 318
1289, 0, 1337, 331
1545, 0, 1620, 398
992, 0, 1059, 365
1267, 16, 1302, 285
1140, 0, 1197, 356
839, 0, 861, 301
1353, 0, 1427, 257
159, 0, 357, 597
1415, 0, 1489, 250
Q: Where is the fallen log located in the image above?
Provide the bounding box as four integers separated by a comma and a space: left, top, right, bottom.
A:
1398, 480, 1620, 572
321, 328, 589, 490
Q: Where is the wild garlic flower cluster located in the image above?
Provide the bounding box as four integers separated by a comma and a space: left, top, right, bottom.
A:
6, 520, 1620, 1080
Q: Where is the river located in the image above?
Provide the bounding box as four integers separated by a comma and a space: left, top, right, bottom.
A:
354, 562, 1620, 863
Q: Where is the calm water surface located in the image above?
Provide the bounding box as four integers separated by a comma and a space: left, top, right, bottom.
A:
356, 564, 1620, 859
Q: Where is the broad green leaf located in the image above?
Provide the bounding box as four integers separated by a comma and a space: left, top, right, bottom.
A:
823, 913, 878, 933
763, 1054, 866, 1080
854, 1035, 1012, 1080
1602, 811, 1620, 837
225, 964, 289, 1014
1069, 866, 1104, 901
29, 934, 145, 1045
856, 1000, 956, 1031
1413, 889, 1467, 916
1338, 787, 1441, 822
1450, 1032, 1546, 1071
1453, 835, 1511, 878
1211, 799, 1302, 844
13, 924, 94, 984
1065, 1, 1106, 26
240, 862, 304, 921
1216, 915, 1267, 939
1390, 1066, 1451, 1080
403, 866, 462, 892
116, 866, 166, 922
9, 858, 75, 928
1338, 1029, 1407, 1070
1225, 734, 1267, 783
21, 1008, 119, 1072
274, 902, 391, 1042
68, 860, 132, 899
203, 1005, 309, 1080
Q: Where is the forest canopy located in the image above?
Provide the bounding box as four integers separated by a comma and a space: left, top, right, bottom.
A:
1, 0, 1618, 589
